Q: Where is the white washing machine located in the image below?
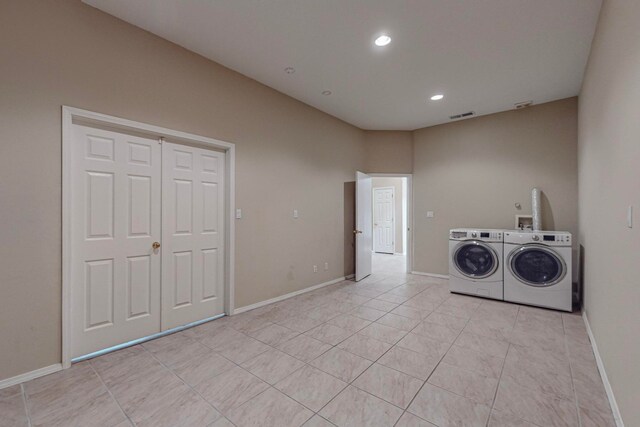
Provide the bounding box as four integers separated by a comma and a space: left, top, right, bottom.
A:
503, 231, 572, 312
449, 229, 504, 300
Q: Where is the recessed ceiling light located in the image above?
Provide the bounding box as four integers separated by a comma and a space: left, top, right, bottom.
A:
284, 67, 295, 74
322, 90, 332, 96
374, 35, 391, 47
430, 94, 444, 101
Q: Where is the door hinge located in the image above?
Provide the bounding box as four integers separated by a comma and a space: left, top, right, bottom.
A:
158, 136, 165, 144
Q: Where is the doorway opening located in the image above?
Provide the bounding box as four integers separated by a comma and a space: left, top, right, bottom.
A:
354, 172, 412, 282
372, 176, 408, 275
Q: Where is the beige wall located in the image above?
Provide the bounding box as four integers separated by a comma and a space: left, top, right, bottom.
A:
0, 2, 603, 401
0, 0, 365, 380
364, 131, 413, 173
371, 177, 404, 254
412, 98, 579, 276
579, 0, 640, 424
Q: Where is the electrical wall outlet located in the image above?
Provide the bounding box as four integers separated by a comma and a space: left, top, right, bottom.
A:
628, 205, 633, 228
293, 209, 299, 219
324, 262, 329, 270
313, 265, 318, 273
427, 211, 434, 218
235, 209, 242, 219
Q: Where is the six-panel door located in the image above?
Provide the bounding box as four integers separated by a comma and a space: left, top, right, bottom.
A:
161, 142, 225, 331
373, 187, 395, 254
70, 125, 227, 358
71, 125, 162, 358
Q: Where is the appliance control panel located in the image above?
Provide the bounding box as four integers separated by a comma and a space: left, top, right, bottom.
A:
504, 231, 571, 246
450, 229, 503, 242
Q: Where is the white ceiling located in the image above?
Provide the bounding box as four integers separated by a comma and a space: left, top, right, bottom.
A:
84, 0, 602, 130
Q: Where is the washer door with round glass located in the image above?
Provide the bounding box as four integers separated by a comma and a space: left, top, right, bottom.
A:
509, 245, 566, 287
453, 241, 499, 279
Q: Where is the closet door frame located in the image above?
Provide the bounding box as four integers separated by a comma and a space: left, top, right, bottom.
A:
62, 106, 236, 369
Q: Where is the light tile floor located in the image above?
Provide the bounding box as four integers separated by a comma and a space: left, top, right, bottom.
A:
1, 254, 616, 427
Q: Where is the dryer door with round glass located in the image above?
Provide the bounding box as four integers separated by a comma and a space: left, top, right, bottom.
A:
453, 241, 499, 279
509, 245, 566, 287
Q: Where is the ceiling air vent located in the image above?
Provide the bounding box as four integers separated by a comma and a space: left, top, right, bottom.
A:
449, 111, 475, 120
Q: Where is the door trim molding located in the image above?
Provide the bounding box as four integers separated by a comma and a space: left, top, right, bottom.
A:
367, 173, 413, 274
372, 186, 395, 254
62, 106, 236, 369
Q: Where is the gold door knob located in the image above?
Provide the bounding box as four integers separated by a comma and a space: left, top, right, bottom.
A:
152, 242, 161, 249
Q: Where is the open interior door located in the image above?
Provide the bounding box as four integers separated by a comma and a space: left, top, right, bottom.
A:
355, 171, 373, 281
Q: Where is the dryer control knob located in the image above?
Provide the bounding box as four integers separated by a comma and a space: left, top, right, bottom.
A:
471, 232, 477, 238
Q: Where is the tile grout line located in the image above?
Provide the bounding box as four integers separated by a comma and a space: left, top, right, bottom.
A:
566, 335, 584, 427
191, 286, 378, 420
224, 384, 315, 426
149, 328, 255, 426
95, 275, 436, 426
209, 276, 412, 420
395, 296, 477, 426
312, 282, 454, 426
207, 304, 352, 425
143, 343, 248, 419
389, 301, 445, 427
485, 343, 510, 427
144, 331, 318, 423
564, 314, 599, 427
159, 278, 429, 424
16, 273, 589, 427
483, 304, 520, 427
491, 306, 580, 427
88, 362, 134, 426
309, 278, 504, 425
307, 277, 426, 421
20, 383, 32, 427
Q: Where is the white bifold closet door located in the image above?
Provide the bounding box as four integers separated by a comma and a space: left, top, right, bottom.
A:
71, 125, 162, 358
161, 142, 225, 331
70, 125, 226, 358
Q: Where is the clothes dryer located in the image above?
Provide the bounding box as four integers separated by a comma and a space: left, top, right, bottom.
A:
449, 229, 504, 300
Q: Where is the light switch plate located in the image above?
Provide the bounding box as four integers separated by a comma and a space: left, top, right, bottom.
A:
628, 205, 633, 228
293, 209, 299, 219
235, 208, 242, 219
427, 211, 434, 218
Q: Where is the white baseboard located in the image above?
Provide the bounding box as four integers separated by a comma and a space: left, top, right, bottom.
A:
582, 310, 625, 427
234, 276, 349, 315
411, 271, 450, 280
0, 363, 62, 390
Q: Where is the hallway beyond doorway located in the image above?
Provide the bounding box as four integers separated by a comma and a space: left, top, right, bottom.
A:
372, 253, 406, 275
